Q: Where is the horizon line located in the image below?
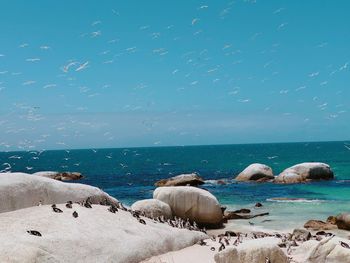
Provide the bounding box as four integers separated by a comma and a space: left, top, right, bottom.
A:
0, 139, 349, 153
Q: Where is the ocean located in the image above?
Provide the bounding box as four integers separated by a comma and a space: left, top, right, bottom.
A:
1, 141, 350, 230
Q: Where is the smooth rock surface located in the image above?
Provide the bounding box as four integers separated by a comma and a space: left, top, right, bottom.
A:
155, 173, 204, 187
214, 237, 288, 263
235, 163, 274, 182
0, 204, 207, 263
33, 171, 83, 181
131, 199, 172, 219
296, 236, 350, 263
335, 213, 350, 230
153, 186, 223, 226
304, 220, 338, 231
0, 172, 117, 213
292, 228, 311, 241
275, 162, 334, 184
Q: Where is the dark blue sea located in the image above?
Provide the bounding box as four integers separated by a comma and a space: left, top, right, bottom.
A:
1, 141, 350, 229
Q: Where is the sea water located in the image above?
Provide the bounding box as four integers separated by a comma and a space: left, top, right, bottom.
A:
1, 141, 350, 230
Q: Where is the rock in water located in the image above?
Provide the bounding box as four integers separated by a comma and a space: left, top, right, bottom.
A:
274, 162, 334, 184
33, 171, 83, 181
235, 163, 274, 182
0, 205, 207, 263
0, 172, 118, 213
153, 186, 223, 227
304, 219, 338, 230
131, 199, 172, 219
214, 237, 288, 263
154, 173, 204, 187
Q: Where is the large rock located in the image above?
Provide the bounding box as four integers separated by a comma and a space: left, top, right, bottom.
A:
295, 236, 350, 263
235, 163, 274, 182
33, 171, 83, 181
155, 173, 204, 187
153, 186, 223, 226
274, 162, 334, 184
335, 213, 350, 230
0, 172, 117, 213
0, 204, 207, 263
131, 199, 172, 219
214, 237, 288, 263
304, 220, 338, 230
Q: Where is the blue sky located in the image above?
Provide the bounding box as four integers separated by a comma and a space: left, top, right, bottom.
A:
0, 0, 349, 151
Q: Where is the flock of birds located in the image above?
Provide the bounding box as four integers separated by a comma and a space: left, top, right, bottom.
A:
27, 197, 207, 238
0, 1, 348, 152
26, 196, 350, 263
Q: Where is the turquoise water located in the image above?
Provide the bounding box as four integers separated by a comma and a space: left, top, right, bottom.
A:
1, 141, 350, 229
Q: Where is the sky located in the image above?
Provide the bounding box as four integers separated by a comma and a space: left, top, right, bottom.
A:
0, 0, 349, 151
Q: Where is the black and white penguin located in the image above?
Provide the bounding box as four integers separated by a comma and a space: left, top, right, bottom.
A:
108, 205, 118, 213
27, 230, 42, 237
52, 206, 63, 213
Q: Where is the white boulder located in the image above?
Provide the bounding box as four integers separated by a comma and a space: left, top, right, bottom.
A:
0, 204, 207, 263
0, 172, 117, 213
295, 236, 350, 263
275, 162, 334, 184
153, 186, 223, 226
131, 199, 172, 219
235, 163, 274, 182
214, 237, 288, 263
155, 173, 204, 187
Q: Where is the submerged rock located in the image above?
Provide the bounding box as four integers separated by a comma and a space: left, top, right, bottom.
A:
224, 211, 269, 220
214, 237, 288, 263
131, 199, 172, 219
274, 162, 334, 184
235, 163, 274, 182
33, 171, 83, 181
0, 172, 117, 213
155, 173, 204, 187
153, 186, 223, 227
0, 204, 206, 263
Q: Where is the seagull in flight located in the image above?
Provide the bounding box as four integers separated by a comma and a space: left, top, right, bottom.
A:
75, 61, 89, 72
26, 58, 40, 62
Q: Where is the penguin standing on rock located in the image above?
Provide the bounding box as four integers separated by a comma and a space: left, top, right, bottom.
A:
52, 204, 63, 213
66, 201, 73, 209
27, 230, 42, 237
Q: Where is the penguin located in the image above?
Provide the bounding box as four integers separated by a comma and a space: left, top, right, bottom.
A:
340, 241, 350, 249
138, 218, 146, 225
66, 201, 73, 209
72, 211, 78, 218
52, 207, 63, 213
218, 242, 225, 252
27, 230, 42, 237
108, 205, 118, 213
83, 198, 92, 208
198, 240, 207, 246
